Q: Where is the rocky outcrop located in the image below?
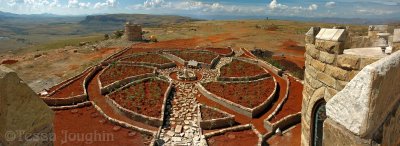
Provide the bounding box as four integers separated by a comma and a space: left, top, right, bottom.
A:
0, 65, 54, 146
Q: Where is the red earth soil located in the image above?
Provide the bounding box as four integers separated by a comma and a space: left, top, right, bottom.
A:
203, 78, 275, 108
200, 106, 227, 120
99, 65, 154, 87
53, 105, 152, 146
207, 130, 258, 146
50, 70, 91, 98
120, 53, 172, 64
220, 59, 267, 78
205, 48, 232, 55
88, 71, 159, 131
274, 39, 306, 68
170, 51, 218, 64
269, 77, 303, 123
1, 59, 18, 65
108, 79, 169, 118
267, 124, 301, 146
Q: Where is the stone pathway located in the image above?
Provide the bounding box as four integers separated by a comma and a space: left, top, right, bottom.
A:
158, 82, 207, 146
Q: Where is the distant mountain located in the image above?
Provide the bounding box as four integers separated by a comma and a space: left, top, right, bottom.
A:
80, 14, 201, 27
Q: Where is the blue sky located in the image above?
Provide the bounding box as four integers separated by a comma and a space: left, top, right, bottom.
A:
0, 0, 399, 18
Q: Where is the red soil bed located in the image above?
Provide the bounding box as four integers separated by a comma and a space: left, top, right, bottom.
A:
220, 59, 267, 78
204, 48, 232, 55
207, 130, 258, 146
53, 106, 153, 146
203, 78, 275, 108
267, 124, 301, 146
108, 79, 169, 118
100, 65, 154, 87
170, 51, 218, 64
1, 59, 18, 65
50, 70, 90, 98
279, 39, 305, 55
120, 53, 172, 64
200, 106, 227, 120
269, 77, 303, 123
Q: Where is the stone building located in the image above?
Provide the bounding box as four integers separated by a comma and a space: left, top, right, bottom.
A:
0, 66, 54, 146
301, 27, 399, 146
124, 21, 142, 41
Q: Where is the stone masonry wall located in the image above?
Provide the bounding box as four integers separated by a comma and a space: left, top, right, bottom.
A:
301, 28, 381, 146
325, 50, 400, 144
0, 66, 54, 146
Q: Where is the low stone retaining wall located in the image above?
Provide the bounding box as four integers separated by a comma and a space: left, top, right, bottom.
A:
101, 47, 131, 64
237, 56, 283, 76
204, 124, 263, 146
98, 64, 156, 95
91, 101, 157, 139
162, 52, 185, 65
203, 124, 252, 138
46, 66, 93, 96
217, 73, 270, 82
104, 78, 170, 127
266, 75, 290, 121
196, 77, 277, 118
199, 104, 235, 130
283, 72, 304, 83
42, 66, 98, 106
49, 101, 92, 110
264, 112, 301, 132
118, 61, 176, 69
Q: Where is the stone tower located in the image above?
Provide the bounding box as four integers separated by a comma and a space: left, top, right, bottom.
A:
124, 21, 142, 41
302, 27, 400, 146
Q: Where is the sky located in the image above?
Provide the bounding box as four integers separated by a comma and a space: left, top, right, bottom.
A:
0, 0, 399, 18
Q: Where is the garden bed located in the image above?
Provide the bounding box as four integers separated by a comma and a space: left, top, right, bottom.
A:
170, 51, 218, 64
200, 105, 228, 120
207, 129, 259, 146
204, 48, 233, 56
220, 59, 267, 78
269, 77, 302, 123
202, 78, 275, 108
119, 53, 172, 64
107, 78, 169, 118
49, 70, 90, 98
99, 64, 155, 87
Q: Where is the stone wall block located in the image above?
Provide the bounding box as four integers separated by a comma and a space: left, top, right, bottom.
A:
306, 44, 320, 59
316, 71, 336, 88
310, 58, 326, 72
319, 51, 336, 64
315, 40, 345, 54
337, 54, 360, 70
324, 87, 338, 101
324, 64, 349, 81
359, 57, 380, 70
334, 80, 348, 91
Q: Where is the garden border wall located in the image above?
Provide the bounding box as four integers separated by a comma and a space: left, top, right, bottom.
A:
264, 112, 301, 132
217, 73, 270, 82
104, 77, 171, 127
98, 64, 156, 95
199, 104, 236, 130
41, 66, 99, 106
196, 77, 277, 118
266, 75, 290, 121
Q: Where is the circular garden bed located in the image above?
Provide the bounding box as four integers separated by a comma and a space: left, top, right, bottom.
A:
203, 78, 275, 108
107, 78, 169, 118
207, 130, 259, 146
99, 64, 155, 87
220, 59, 267, 78
170, 51, 218, 64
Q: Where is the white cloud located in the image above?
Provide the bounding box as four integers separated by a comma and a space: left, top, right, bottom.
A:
268, 0, 318, 13
325, 1, 336, 8
134, 0, 257, 13
308, 4, 318, 11
94, 0, 117, 9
